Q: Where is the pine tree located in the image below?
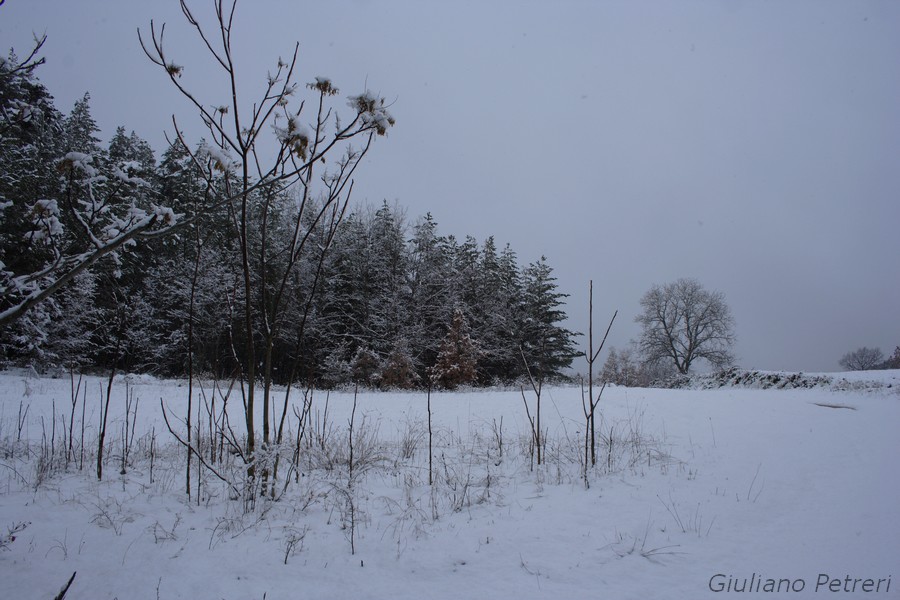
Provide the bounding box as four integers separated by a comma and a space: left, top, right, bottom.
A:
63, 93, 103, 156
315, 203, 410, 372
431, 307, 479, 389
453, 235, 480, 312
321, 343, 353, 388
0, 42, 66, 363
157, 138, 213, 219
86, 122, 162, 372
473, 237, 522, 383
599, 346, 639, 386
351, 346, 381, 387
0, 295, 55, 367
143, 138, 238, 377
519, 257, 579, 382
317, 212, 373, 361
1, 45, 585, 387
1, 38, 178, 332
42, 269, 100, 369
142, 248, 236, 376
108, 126, 155, 172
600, 347, 620, 384
380, 338, 420, 389
406, 213, 455, 378
368, 201, 410, 355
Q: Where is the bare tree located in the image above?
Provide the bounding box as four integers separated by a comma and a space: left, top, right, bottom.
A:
636, 278, 735, 375
838, 347, 884, 371
581, 280, 616, 468
140, 0, 393, 497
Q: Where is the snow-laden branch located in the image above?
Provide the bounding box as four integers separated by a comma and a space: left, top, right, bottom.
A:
0, 208, 174, 326
0, 150, 178, 327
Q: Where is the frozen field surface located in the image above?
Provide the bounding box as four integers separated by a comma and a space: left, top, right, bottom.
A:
0, 371, 897, 599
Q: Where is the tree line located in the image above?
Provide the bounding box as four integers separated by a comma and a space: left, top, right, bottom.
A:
0, 42, 578, 388
838, 346, 900, 372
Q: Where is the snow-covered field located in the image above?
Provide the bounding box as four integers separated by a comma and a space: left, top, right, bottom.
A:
0, 371, 897, 599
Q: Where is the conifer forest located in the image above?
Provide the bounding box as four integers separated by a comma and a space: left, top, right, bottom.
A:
0, 41, 578, 389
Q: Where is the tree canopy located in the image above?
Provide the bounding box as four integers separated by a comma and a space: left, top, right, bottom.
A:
636, 278, 735, 375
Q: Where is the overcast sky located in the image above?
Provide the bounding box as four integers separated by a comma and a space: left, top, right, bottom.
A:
3, 0, 898, 373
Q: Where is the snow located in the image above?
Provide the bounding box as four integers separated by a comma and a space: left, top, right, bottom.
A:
676, 367, 900, 392
153, 205, 178, 227
62, 152, 98, 177
0, 371, 897, 599
348, 90, 395, 135
111, 162, 150, 187
24, 198, 62, 242
273, 115, 311, 157
197, 142, 236, 174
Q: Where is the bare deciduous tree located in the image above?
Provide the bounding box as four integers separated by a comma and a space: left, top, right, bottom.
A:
838, 346, 883, 371
636, 278, 735, 375
141, 0, 393, 498
581, 280, 615, 470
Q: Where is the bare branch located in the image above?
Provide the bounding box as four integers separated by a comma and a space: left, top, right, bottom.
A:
636, 278, 735, 375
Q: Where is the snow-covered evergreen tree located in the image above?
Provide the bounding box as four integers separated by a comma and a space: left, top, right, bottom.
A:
518, 257, 579, 382
321, 343, 353, 389
351, 346, 381, 387
431, 307, 479, 389
108, 126, 156, 173
42, 269, 100, 369
0, 55, 177, 329
473, 237, 522, 383
62, 93, 102, 156
0, 39, 66, 363
406, 213, 455, 377
367, 201, 410, 355
380, 337, 420, 389
453, 235, 480, 313
316, 212, 373, 361
1, 40, 580, 386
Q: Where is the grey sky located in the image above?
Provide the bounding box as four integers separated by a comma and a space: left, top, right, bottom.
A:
2, 0, 898, 372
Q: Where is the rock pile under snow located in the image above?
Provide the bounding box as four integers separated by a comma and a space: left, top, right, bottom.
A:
666, 366, 899, 392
